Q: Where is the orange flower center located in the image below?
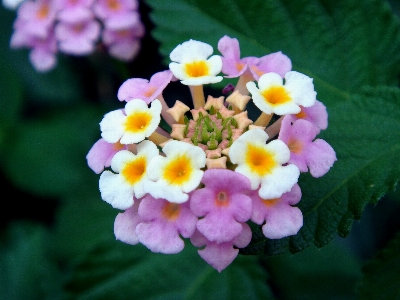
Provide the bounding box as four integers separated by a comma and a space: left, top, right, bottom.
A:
163, 155, 193, 185
215, 191, 229, 207
287, 139, 303, 154
36, 4, 49, 19
121, 156, 146, 185
262, 86, 291, 106
161, 202, 181, 221
245, 144, 277, 176
185, 61, 209, 77
124, 112, 152, 133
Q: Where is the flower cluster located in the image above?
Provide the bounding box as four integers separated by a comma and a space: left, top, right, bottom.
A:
87, 36, 337, 272
9, 0, 144, 72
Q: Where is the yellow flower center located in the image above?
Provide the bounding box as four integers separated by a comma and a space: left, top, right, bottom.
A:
124, 111, 152, 133
161, 202, 181, 221
163, 155, 193, 185
262, 86, 291, 106
121, 156, 146, 185
185, 61, 209, 77
245, 144, 277, 176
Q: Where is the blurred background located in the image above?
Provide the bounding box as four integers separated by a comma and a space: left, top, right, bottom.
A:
1, 0, 400, 299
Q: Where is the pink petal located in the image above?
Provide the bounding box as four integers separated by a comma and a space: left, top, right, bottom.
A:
198, 242, 238, 273
305, 139, 337, 177
114, 200, 141, 245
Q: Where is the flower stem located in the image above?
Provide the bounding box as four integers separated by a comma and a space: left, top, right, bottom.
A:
234, 73, 253, 95
189, 85, 205, 109
157, 94, 175, 126
265, 116, 283, 140
254, 112, 273, 127
148, 130, 170, 145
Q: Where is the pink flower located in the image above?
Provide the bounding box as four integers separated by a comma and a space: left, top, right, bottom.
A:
190, 224, 252, 272
16, 0, 56, 38
55, 17, 101, 55
288, 100, 328, 132
250, 184, 303, 239
54, 0, 94, 22
217, 35, 259, 78
86, 138, 127, 174
217, 35, 291, 80
136, 195, 198, 254
93, 0, 139, 30
278, 117, 337, 177
114, 199, 142, 245
117, 70, 173, 103
190, 169, 252, 243
102, 22, 144, 61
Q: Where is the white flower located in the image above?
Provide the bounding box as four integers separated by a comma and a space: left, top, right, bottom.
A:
169, 39, 223, 86
99, 140, 159, 209
246, 71, 316, 115
100, 99, 162, 144
229, 128, 300, 199
144, 140, 206, 203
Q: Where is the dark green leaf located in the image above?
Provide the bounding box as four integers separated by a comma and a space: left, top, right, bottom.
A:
264, 238, 362, 300
65, 241, 273, 300
0, 222, 64, 300
2, 104, 104, 197
356, 231, 400, 300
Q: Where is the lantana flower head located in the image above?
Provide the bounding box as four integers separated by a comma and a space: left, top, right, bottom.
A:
87, 36, 336, 272
9, 0, 144, 72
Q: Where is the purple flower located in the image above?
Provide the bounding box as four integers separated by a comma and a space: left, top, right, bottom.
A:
279, 117, 337, 177
114, 199, 142, 245
288, 99, 328, 132
190, 169, 252, 243
136, 195, 198, 254
117, 70, 173, 103
250, 184, 303, 239
190, 223, 252, 272
86, 138, 127, 174
55, 17, 101, 55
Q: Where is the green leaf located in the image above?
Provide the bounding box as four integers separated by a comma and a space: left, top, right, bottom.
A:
0, 222, 65, 300
64, 241, 274, 300
356, 231, 400, 300
2, 104, 105, 197
52, 190, 117, 261
242, 86, 400, 255
146, 0, 400, 104
264, 238, 362, 299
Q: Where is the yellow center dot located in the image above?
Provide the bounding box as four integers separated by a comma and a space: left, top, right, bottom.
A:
121, 156, 146, 185
36, 4, 49, 19
287, 139, 303, 154
107, 0, 121, 10
161, 202, 181, 221
215, 191, 229, 207
262, 198, 280, 207
163, 155, 193, 185
262, 86, 291, 106
295, 108, 307, 119
124, 111, 152, 133
245, 144, 277, 176
185, 61, 209, 77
